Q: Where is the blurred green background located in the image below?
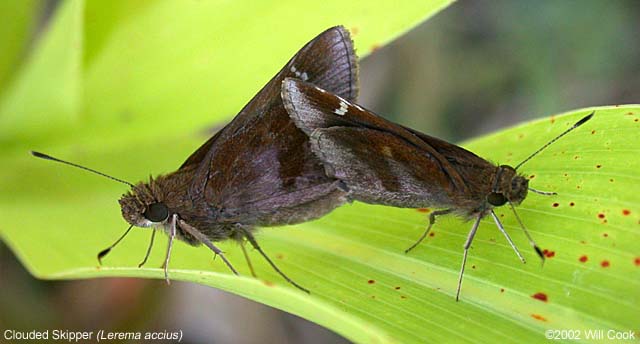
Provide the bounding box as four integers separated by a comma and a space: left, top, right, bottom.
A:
1, 1, 638, 343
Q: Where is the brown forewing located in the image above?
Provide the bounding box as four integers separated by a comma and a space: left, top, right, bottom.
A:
177, 26, 358, 223
282, 79, 471, 194
282, 78, 503, 213
310, 126, 459, 208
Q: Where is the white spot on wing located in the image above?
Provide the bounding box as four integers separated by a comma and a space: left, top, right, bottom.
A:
290, 65, 308, 81
334, 100, 349, 116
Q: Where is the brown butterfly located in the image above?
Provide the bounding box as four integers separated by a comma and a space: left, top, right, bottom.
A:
282, 77, 593, 299
33, 26, 359, 292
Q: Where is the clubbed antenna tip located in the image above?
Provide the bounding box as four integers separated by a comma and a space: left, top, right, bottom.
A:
515, 111, 595, 171
574, 112, 594, 127
31, 150, 134, 187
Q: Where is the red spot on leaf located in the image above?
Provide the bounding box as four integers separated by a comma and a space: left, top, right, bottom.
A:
598, 213, 605, 219
395, 286, 401, 290
276, 253, 284, 259
596, 164, 602, 169
552, 203, 559, 208
591, 130, 596, 134
400, 295, 407, 299
634, 257, 640, 266
532, 292, 548, 302
417, 208, 430, 213
500, 288, 505, 293
542, 249, 555, 258
368, 279, 375, 284
263, 281, 275, 287
622, 209, 631, 216
531, 314, 547, 322
603, 233, 609, 238
601, 260, 610, 268
529, 174, 536, 179
569, 202, 575, 207
428, 232, 435, 237
579, 255, 588, 263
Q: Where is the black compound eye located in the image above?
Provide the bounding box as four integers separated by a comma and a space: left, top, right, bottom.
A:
144, 202, 169, 222
487, 192, 507, 206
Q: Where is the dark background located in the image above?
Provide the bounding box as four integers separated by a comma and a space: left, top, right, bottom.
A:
1, 1, 638, 343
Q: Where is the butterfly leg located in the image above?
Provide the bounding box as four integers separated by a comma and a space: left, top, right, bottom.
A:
240, 239, 257, 277
405, 208, 453, 253
456, 214, 483, 301
138, 229, 156, 268
237, 225, 310, 293
161, 214, 178, 284
490, 210, 526, 264
178, 219, 239, 275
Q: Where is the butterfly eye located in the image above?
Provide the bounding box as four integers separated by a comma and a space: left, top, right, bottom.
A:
487, 192, 507, 206
144, 202, 169, 222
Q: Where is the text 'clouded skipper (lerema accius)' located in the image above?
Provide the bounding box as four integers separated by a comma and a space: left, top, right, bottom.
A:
282, 78, 593, 300
32, 26, 359, 292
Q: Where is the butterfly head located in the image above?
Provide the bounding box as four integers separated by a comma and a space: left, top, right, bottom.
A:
119, 178, 170, 228
487, 165, 529, 207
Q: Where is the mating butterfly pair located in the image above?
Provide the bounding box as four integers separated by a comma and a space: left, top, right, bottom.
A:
34, 26, 592, 300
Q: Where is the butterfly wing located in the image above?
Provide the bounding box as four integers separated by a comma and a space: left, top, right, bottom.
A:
282, 78, 495, 208
183, 26, 358, 225
311, 126, 458, 208
180, 27, 357, 170
401, 125, 496, 199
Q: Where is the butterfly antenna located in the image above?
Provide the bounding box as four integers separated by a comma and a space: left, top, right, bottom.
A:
98, 225, 134, 264
515, 112, 594, 171
508, 201, 545, 265
31, 151, 134, 187
528, 187, 557, 196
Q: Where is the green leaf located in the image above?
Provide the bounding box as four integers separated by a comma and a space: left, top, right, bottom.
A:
0, 0, 453, 143
3, 1, 639, 343
0, 0, 83, 139
0, 0, 41, 96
